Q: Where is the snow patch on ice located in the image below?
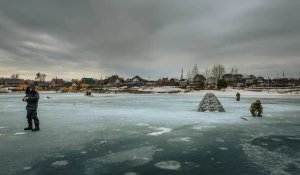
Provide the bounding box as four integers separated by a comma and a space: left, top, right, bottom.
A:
147, 127, 172, 136
216, 138, 225, 142
193, 125, 216, 131
0, 126, 6, 129
286, 137, 300, 141
219, 147, 229, 151
124, 172, 139, 175
136, 123, 149, 126
168, 137, 191, 142
271, 138, 282, 142
154, 161, 181, 170
14, 132, 26, 135
113, 129, 121, 131
52, 160, 68, 167
81, 151, 87, 154
100, 141, 107, 144
23, 167, 32, 170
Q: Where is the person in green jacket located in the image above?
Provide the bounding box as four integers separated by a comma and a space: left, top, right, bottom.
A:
249, 100, 263, 117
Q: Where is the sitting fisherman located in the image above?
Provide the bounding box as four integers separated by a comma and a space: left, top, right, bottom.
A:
249, 100, 263, 117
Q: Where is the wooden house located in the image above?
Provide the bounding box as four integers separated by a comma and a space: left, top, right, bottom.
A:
80, 78, 96, 88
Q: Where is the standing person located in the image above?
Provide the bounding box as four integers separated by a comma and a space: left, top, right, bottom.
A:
236, 92, 241, 101
23, 84, 40, 131
249, 100, 263, 117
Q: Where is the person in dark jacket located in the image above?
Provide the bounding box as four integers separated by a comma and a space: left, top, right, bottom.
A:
23, 84, 40, 131
236, 92, 241, 101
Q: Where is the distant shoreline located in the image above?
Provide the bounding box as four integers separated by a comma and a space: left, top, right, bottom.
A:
1, 87, 299, 96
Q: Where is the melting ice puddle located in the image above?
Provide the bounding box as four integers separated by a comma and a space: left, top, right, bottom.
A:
23, 167, 31, 170
52, 160, 68, 167
136, 123, 149, 126
219, 147, 229, 151
14, 132, 26, 135
148, 127, 172, 136
155, 161, 181, 170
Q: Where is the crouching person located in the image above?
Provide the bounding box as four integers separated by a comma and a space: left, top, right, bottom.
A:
249, 100, 263, 117
23, 84, 40, 131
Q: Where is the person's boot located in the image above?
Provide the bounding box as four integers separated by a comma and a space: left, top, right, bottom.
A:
24, 120, 33, 130
32, 121, 40, 131
251, 111, 256, 117
257, 112, 262, 117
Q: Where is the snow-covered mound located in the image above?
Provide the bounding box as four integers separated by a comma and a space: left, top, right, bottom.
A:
198, 93, 225, 112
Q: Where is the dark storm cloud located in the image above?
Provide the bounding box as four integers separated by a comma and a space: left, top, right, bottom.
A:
0, 0, 299, 79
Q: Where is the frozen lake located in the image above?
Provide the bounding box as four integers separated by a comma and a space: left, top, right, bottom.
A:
1, 93, 300, 175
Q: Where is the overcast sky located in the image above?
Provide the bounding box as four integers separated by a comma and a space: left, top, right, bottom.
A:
0, 0, 299, 80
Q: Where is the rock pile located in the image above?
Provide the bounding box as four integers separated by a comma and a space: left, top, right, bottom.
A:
198, 93, 225, 112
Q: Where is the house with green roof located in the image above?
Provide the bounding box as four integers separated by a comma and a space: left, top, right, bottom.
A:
63, 81, 77, 91
80, 78, 96, 88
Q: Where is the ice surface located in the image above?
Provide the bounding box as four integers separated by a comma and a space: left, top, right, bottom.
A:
84, 146, 156, 174
0, 93, 300, 175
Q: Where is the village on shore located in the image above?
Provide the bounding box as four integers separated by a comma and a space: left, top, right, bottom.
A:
1, 69, 299, 95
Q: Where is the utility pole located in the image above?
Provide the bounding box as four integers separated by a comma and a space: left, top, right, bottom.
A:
181, 69, 183, 80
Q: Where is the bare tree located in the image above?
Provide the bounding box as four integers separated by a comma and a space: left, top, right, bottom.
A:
186, 70, 192, 81
230, 68, 238, 74
35, 72, 47, 81
191, 64, 199, 79
204, 68, 211, 79
10, 74, 16, 79
211, 64, 226, 83
234, 68, 238, 74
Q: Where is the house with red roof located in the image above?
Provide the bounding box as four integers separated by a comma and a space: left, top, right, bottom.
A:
50, 78, 65, 87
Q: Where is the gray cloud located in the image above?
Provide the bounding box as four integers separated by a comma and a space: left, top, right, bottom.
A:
0, 0, 299, 80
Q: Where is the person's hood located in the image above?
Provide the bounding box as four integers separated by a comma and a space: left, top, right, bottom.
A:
26, 84, 36, 94
255, 100, 261, 104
